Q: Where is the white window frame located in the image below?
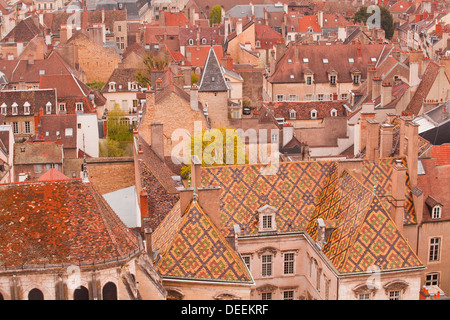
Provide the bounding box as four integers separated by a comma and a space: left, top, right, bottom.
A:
261, 254, 273, 277
429, 237, 441, 262
276, 95, 285, 102
46, 102, 52, 114
59, 103, 66, 112
432, 206, 441, 219
389, 290, 401, 300
76, 102, 83, 112
289, 95, 298, 102
289, 109, 296, 119
330, 109, 337, 117
283, 290, 294, 300
23, 102, 30, 115
425, 273, 439, 286
24, 121, 31, 134
306, 76, 312, 85
310, 109, 317, 119
12, 103, 18, 115
283, 252, 295, 275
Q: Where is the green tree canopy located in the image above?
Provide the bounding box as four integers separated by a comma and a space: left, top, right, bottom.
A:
209, 5, 222, 26
107, 104, 133, 142
134, 51, 170, 87
353, 6, 394, 40
180, 127, 248, 179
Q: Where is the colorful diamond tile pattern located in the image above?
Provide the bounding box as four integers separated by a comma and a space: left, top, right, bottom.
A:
361, 157, 417, 225
156, 201, 252, 283
200, 161, 336, 237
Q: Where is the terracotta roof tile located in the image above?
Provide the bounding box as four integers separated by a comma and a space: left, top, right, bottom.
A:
0, 179, 140, 267
430, 143, 450, 166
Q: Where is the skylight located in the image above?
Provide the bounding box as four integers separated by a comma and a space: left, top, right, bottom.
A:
323, 59, 328, 64
303, 58, 309, 63
349, 58, 354, 63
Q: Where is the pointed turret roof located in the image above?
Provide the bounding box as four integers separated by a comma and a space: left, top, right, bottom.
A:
198, 46, 229, 92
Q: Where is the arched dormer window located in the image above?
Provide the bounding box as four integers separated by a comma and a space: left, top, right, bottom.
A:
310, 109, 317, 119
23, 102, 30, 115
330, 108, 337, 117
188, 39, 194, 45
257, 205, 277, 233
289, 109, 296, 120
201, 38, 207, 45
109, 82, 116, 92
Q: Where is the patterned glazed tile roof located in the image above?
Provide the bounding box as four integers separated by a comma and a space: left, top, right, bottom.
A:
200, 161, 336, 237
360, 157, 417, 225
155, 200, 253, 283
306, 170, 422, 273
0, 179, 140, 267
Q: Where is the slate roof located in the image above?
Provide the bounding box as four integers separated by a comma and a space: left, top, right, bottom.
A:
0, 179, 141, 267
0, 15, 43, 43
154, 200, 253, 284
197, 46, 229, 92
101, 68, 139, 94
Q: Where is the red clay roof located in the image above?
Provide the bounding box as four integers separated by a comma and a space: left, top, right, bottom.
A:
186, 45, 223, 68
37, 168, 70, 181
0, 179, 140, 267
298, 15, 322, 33
430, 143, 450, 166
163, 11, 192, 27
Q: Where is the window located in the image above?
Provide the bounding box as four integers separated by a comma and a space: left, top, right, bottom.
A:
316, 268, 321, 292
12, 103, 18, 115
109, 82, 116, 91
289, 110, 296, 119
323, 58, 328, 64
276, 95, 285, 102
432, 206, 441, 219
330, 75, 337, 85
389, 290, 400, 300
310, 110, 317, 119
318, 94, 324, 101
24, 121, 31, 134
46, 102, 52, 114
305, 94, 312, 101
429, 237, 441, 262
12, 122, 18, 134
59, 103, 66, 112
289, 95, 298, 102
330, 109, 337, 117
118, 25, 122, 32
348, 58, 354, 63
65, 128, 73, 137
359, 293, 371, 300
283, 291, 294, 300
425, 273, 439, 286
353, 74, 361, 85
303, 58, 309, 63
76, 103, 83, 112
341, 93, 348, 100
261, 254, 272, 277
306, 76, 312, 85
289, 74, 294, 79
242, 256, 250, 269
283, 253, 294, 275
188, 39, 194, 45
202, 38, 207, 45
262, 215, 272, 229
23, 102, 30, 115
34, 164, 41, 173
261, 292, 272, 300
0, 103, 6, 115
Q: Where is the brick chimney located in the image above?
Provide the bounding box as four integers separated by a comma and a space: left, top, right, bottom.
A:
372, 77, 382, 99
381, 82, 393, 107
379, 123, 394, 158
190, 85, 199, 111
139, 189, 149, 220
150, 123, 164, 160
391, 160, 406, 234
366, 119, 380, 161
405, 121, 419, 187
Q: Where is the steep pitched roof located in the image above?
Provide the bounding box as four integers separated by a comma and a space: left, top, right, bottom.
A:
265, 100, 347, 120
37, 168, 70, 181
197, 46, 229, 92
0, 179, 140, 267
0, 89, 57, 116
0, 15, 43, 43
200, 161, 336, 237
186, 45, 223, 68
155, 200, 253, 284
306, 170, 422, 273
298, 15, 322, 33
404, 61, 440, 115
14, 141, 63, 165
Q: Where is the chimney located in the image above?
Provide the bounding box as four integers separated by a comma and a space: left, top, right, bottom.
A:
405, 121, 419, 187
381, 82, 393, 107
159, 10, 165, 26
27, 54, 34, 65
366, 119, 380, 161
316, 218, 326, 249
367, 65, 376, 99
139, 190, 149, 220
318, 11, 323, 28
391, 160, 406, 234
236, 20, 243, 35
372, 77, 382, 99
409, 61, 420, 87
143, 218, 153, 258
190, 85, 199, 111
17, 41, 23, 57
379, 123, 394, 158
150, 123, 164, 160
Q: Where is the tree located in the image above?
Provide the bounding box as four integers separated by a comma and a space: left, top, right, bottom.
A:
134, 51, 170, 87
87, 81, 105, 92
209, 5, 222, 27
180, 127, 248, 178
353, 6, 394, 40
191, 72, 199, 85
107, 104, 133, 142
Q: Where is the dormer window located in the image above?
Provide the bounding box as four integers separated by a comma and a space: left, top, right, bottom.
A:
257, 205, 277, 233
202, 38, 207, 45
432, 206, 442, 219
188, 39, 194, 45
46, 102, 52, 114
329, 74, 337, 85
23, 102, 30, 115
109, 82, 116, 92
353, 74, 361, 85
76, 102, 83, 112
310, 109, 318, 119
0, 103, 6, 115
256, 40, 261, 48
330, 108, 337, 117
306, 76, 312, 85
289, 109, 296, 119
12, 102, 18, 115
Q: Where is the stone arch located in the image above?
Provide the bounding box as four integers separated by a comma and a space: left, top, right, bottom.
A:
214, 292, 242, 300
28, 288, 44, 300
73, 285, 89, 300
102, 282, 118, 300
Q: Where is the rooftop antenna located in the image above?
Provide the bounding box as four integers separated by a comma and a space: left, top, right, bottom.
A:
82, 133, 89, 183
